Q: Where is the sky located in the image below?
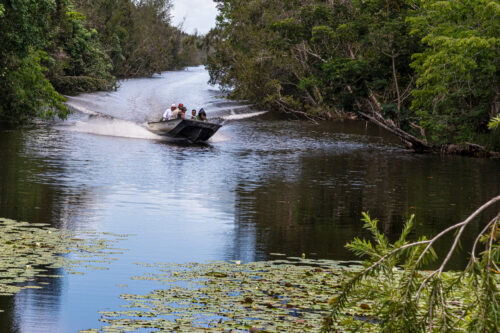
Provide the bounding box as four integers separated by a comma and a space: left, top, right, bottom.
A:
171, 0, 218, 35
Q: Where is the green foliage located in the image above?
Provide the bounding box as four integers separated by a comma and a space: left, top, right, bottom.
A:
72, 0, 206, 78
408, 0, 500, 144
46, 7, 116, 95
325, 197, 500, 332
1, 52, 68, 124
87, 259, 360, 331
489, 115, 500, 130
209, 0, 500, 150
0, 0, 55, 59
0, 0, 206, 124
0, 0, 68, 124
208, 0, 420, 125
0, 217, 126, 297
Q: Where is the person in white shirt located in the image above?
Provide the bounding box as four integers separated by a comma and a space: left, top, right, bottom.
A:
162, 104, 176, 121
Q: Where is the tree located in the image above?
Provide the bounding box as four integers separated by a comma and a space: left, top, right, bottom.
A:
407, 0, 499, 144
207, 0, 425, 135
46, 2, 117, 95
0, 0, 69, 124
73, 0, 205, 78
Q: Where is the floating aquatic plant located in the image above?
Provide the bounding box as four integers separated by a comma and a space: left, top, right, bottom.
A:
0, 217, 126, 299
84, 258, 483, 332
82, 258, 379, 332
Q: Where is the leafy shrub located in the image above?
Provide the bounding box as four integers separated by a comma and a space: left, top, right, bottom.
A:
0, 52, 68, 125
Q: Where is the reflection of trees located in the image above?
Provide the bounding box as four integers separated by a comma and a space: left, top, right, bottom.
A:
0, 129, 95, 228
0, 128, 95, 332
232, 150, 500, 268
0, 297, 15, 333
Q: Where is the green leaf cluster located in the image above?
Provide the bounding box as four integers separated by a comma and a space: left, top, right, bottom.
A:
45, 2, 117, 95
408, 0, 500, 144
326, 199, 500, 332
0, 0, 69, 124
1, 51, 68, 124
208, 0, 419, 120
489, 115, 500, 130
84, 259, 369, 332
0, 217, 127, 298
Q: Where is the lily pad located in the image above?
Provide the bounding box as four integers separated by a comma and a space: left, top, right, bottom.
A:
0, 217, 127, 300
87, 259, 371, 332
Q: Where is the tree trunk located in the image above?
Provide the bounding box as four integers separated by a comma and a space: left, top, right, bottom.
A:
358, 111, 433, 152
392, 52, 401, 114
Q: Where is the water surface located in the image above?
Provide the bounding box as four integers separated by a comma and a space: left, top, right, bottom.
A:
0, 66, 499, 332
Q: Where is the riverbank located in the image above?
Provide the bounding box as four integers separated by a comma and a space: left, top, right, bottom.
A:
352, 112, 500, 158
206, 0, 500, 157
231, 105, 500, 158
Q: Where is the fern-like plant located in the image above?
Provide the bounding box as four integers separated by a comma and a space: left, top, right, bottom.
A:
489, 115, 500, 130
324, 196, 500, 332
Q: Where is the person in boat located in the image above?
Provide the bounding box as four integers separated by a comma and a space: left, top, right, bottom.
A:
178, 103, 187, 119
162, 104, 176, 121
198, 108, 207, 121
171, 104, 184, 119
191, 109, 197, 120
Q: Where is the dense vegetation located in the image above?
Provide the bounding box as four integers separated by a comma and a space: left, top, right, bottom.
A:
207, 0, 500, 152
71, 0, 206, 79
0, 0, 206, 125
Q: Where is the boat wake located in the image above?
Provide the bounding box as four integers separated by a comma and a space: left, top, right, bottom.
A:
60, 68, 268, 142
60, 107, 266, 142
66, 101, 100, 116
220, 111, 267, 121
208, 131, 231, 143
64, 99, 161, 140
63, 99, 267, 142
69, 117, 160, 140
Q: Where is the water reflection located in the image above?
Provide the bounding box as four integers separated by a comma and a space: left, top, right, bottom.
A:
231, 144, 500, 267
0, 68, 499, 332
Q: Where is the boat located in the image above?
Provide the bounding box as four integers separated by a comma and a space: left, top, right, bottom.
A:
147, 118, 222, 142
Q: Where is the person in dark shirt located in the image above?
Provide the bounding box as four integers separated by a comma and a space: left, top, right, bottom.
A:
198, 108, 207, 121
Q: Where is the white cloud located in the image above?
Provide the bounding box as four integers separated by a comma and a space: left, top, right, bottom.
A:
171, 0, 218, 35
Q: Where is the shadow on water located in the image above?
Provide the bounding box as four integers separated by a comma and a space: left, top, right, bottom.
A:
155, 138, 216, 150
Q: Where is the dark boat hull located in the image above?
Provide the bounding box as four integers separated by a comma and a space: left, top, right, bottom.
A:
147, 119, 222, 142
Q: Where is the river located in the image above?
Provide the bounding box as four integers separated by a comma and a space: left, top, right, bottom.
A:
0, 66, 499, 332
